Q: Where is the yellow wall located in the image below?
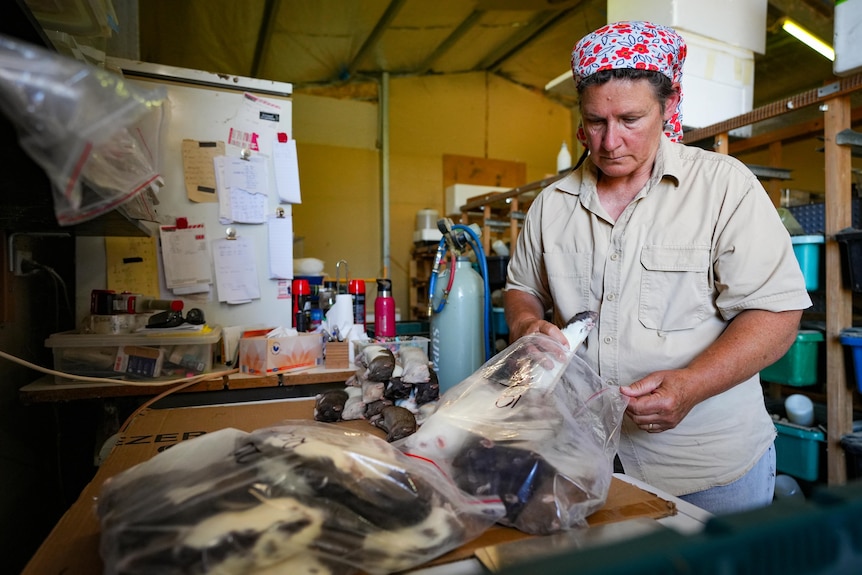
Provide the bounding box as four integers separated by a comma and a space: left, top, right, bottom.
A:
293, 71, 573, 316
736, 139, 862, 199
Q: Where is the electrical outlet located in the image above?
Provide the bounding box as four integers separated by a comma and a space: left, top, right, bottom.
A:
14, 250, 31, 276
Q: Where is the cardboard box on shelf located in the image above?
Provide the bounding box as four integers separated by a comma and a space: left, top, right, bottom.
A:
238, 328, 323, 374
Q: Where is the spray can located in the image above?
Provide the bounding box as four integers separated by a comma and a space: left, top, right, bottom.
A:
375, 278, 396, 337
430, 256, 485, 393
292, 278, 310, 332
348, 279, 366, 331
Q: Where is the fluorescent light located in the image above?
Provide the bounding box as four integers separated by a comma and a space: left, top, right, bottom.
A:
545, 70, 573, 91
782, 18, 834, 61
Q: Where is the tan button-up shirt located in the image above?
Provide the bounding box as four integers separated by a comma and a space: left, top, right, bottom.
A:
507, 136, 812, 495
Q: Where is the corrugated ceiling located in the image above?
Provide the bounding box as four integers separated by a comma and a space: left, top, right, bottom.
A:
25, 0, 840, 114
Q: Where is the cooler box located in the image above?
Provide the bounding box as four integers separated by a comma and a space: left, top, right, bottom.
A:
45, 326, 223, 383
774, 420, 824, 482
839, 328, 862, 393
791, 234, 823, 291
760, 329, 823, 386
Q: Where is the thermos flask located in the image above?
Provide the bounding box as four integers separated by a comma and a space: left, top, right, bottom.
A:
375, 278, 396, 337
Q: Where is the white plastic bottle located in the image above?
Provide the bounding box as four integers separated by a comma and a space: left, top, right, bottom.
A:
557, 141, 572, 173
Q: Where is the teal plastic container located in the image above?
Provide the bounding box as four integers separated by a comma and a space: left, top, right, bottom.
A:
760, 329, 823, 386
775, 421, 825, 482
491, 306, 508, 335
791, 234, 824, 291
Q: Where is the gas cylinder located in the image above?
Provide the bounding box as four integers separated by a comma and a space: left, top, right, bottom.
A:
430, 256, 485, 394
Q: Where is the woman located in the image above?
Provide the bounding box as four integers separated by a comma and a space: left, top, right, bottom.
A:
504, 21, 811, 514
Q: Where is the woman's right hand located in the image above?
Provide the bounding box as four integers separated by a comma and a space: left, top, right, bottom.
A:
510, 317, 569, 348
504, 289, 570, 347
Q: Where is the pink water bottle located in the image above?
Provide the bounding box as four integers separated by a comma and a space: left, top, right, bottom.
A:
375, 278, 396, 337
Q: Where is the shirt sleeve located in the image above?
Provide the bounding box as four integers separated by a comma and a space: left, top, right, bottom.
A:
712, 163, 812, 318
505, 191, 553, 310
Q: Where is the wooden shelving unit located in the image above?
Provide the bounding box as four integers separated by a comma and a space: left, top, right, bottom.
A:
686, 73, 862, 485
408, 243, 438, 321
457, 173, 566, 255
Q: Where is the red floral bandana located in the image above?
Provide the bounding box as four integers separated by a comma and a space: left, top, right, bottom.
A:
571, 21, 687, 143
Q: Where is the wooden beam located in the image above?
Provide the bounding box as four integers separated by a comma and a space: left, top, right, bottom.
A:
823, 94, 854, 485
727, 107, 862, 156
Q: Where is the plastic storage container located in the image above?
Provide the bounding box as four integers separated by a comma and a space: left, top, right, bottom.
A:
791, 234, 824, 291
835, 228, 862, 292
839, 327, 862, 392
45, 326, 222, 383
774, 420, 825, 482
760, 329, 823, 386
492, 306, 508, 335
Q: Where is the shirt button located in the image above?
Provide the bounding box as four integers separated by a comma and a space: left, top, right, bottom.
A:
610, 253, 619, 261
607, 293, 616, 301
603, 336, 613, 344
606, 379, 616, 386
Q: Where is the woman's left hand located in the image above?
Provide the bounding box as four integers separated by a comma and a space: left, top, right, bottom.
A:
620, 370, 698, 433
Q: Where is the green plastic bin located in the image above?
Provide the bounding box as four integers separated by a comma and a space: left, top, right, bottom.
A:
775, 421, 824, 482
760, 330, 823, 386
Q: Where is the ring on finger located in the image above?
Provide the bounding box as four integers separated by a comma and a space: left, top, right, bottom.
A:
648, 423, 654, 431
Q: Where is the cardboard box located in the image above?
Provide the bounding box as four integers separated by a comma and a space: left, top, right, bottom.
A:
239, 329, 323, 374
22, 400, 676, 575
324, 340, 350, 369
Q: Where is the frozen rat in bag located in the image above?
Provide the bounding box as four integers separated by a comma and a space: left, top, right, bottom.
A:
97, 423, 504, 575
395, 311, 628, 534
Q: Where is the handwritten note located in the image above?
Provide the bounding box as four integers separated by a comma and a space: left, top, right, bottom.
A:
214, 155, 269, 224
212, 236, 261, 303
181, 139, 224, 203
159, 223, 213, 291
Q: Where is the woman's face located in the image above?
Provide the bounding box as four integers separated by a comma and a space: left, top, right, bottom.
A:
580, 78, 678, 181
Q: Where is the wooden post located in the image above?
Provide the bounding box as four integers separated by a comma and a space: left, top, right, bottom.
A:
824, 95, 854, 485
509, 196, 519, 254
713, 132, 729, 155
767, 141, 783, 208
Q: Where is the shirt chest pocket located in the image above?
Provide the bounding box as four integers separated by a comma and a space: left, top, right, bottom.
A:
638, 245, 711, 331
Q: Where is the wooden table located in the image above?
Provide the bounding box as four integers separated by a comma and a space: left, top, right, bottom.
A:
19, 367, 355, 404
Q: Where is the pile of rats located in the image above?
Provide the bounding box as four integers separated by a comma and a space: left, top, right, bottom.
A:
314, 343, 439, 441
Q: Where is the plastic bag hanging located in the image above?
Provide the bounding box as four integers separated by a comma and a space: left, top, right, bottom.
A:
0, 34, 166, 225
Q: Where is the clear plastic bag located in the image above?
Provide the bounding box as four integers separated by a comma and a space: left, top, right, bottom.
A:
396, 333, 628, 534
97, 421, 505, 575
0, 34, 166, 225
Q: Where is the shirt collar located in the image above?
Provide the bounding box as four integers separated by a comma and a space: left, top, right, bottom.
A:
555, 135, 682, 197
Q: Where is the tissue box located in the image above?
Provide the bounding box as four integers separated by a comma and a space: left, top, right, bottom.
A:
239, 330, 323, 375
